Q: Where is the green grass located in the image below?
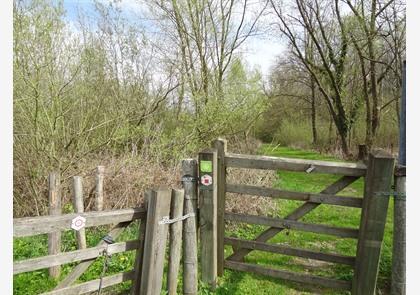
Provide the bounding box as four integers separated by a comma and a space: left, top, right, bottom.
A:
13, 144, 394, 294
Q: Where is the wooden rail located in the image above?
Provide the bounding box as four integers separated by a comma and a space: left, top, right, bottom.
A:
14, 207, 146, 237
225, 212, 359, 238
226, 184, 363, 208
225, 237, 356, 266
225, 261, 352, 291
225, 153, 367, 176
14, 240, 140, 275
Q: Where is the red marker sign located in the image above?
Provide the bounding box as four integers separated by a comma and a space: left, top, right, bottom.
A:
201, 174, 213, 186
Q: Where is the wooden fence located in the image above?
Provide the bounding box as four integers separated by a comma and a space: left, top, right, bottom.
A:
197, 139, 395, 295
13, 141, 395, 295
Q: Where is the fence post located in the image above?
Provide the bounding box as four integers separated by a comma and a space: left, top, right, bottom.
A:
48, 172, 61, 279
391, 167, 406, 295
72, 176, 87, 250
198, 150, 218, 289
352, 151, 395, 295
213, 139, 227, 276
167, 189, 185, 295
139, 189, 172, 295
182, 159, 198, 295
132, 214, 148, 295
95, 166, 105, 211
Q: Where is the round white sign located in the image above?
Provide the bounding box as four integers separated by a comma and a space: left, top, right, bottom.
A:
201, 174, 213, 186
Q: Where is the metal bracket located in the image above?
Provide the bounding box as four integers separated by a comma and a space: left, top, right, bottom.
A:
159, 213, 195, 225
306, 165, 316, 173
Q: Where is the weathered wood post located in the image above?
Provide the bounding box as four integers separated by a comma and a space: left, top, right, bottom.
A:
48, 172, 61, 279
352, 151, 395, 295
213, 139, 227, 276
95, 166, 105, 211
167, 189, 185, 295
391, 165, 406, 295
132, 212, 148, 295
139, 189, 172, 295
182, 159, 198, 295
72, 176, 87, 250
198, 150, 218, 289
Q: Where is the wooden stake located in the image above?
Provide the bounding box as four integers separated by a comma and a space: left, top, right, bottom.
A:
352, 151, 394, 295
72, 176, 87, 250
95, 166, 105, 211
48, 172, 61, 279
167, 189, 185, 295
198, 150, 217, 289
182, 159, 198, 295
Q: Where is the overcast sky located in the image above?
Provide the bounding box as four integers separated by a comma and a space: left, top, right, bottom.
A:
62, 0, 285, 78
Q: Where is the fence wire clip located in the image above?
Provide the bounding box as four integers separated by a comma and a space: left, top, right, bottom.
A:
159, 213, 195, 225
181, 175, 198, 183
306, 165, 316, 173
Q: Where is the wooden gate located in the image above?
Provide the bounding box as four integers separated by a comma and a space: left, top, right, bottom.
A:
198, 139, 394, 295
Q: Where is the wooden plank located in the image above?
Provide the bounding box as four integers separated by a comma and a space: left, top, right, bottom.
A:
54, 221, 132, 289
227, 176, 360, 262
198, 150, 218, 289
48, 172, 61, 279
139, 189, 172, 295
95, 166, 105, 211
225, 261, 352, 291
352, 151, 395, 295
226, 184, 363, 208
224, 237, 355, 266
43, 271, 134, 295
182, 159, 198, 295
73, 176, 87, 250
167, 189, 185, 295
14, 240, 139, 275
14, 207, 146, 237
391, 175, 406, 295
213, 139, 227, 276
225, 212, 359, 238
225, 153, 366, 176
132, 217, 147, 295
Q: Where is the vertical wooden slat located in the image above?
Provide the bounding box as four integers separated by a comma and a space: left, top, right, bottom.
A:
352, 151, 395, 295
213, 138, 227, 276
198, 150, 218, 289
48, 172, 61, 279
72, 176, 87, 250
95, 166, 105, 211
182, 159, 198, 295
131, 216, 147, 295
391, 173, 406, 295
139, 189, 172, 295
167, 189, 185, 295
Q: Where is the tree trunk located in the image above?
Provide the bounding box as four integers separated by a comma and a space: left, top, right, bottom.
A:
310, 76, 318, 146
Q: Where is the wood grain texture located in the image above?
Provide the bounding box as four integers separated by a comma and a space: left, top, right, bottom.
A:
72, 176, 87, 250
95, 166, 105, 211
14, 240, 139, 274
352, 152, 394, 295
182, 159, 198, 295
226, 184, 363, 208
14, 208, 145, 237
139, 189, 172, 295
225, 153, 366, 176
48, 172, 61, 279
225, 261, 352, 291
224, 237, 355, 266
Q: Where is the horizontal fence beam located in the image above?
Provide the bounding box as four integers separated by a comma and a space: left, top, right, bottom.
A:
14, 240, 139, 275
42, 271, 134, 295
226, 184, 363, 208
14, 208, 146, 237
225, 212, 359, 239
225, 261, 352, 291
225, 237, 355, 266
225, 153, 366, 176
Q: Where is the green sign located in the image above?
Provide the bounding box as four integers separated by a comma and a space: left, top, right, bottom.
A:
200, 160, 213, 172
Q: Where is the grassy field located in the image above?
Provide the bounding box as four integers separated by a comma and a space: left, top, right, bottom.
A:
13, 145, 394, 294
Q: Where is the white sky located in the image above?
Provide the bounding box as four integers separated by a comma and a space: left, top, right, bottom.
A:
63, 0, 286, 78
